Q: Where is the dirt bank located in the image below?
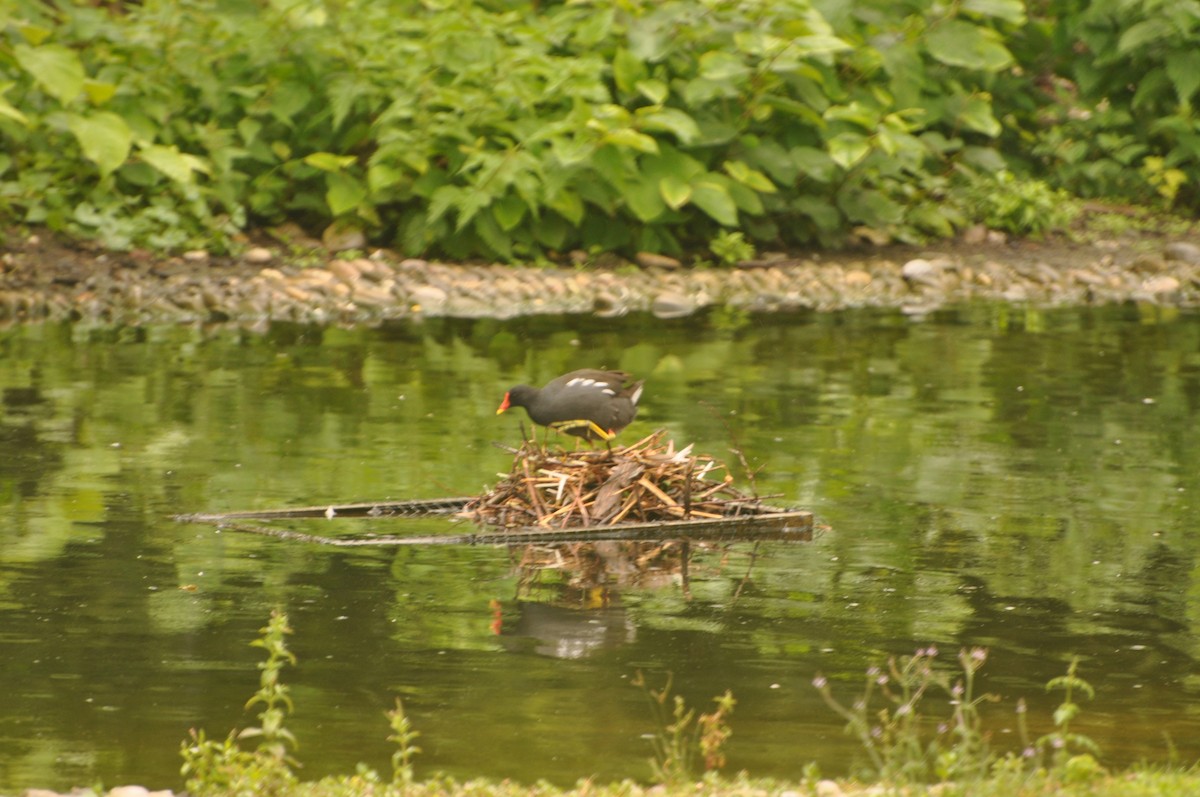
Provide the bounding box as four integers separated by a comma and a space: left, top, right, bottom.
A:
2, 226, 1199, 327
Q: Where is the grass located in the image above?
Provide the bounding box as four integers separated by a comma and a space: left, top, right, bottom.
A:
178, 611, 1200, 797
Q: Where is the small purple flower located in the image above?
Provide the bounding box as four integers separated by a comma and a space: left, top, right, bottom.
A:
876, 674, 889, 686
813, 675, 828, 689
937, 723, 949, 735
867, 666, 881, 678
1023, 746, 1036, 759
971, 647, 988, 663
871, 726, 883, 739
951, 682, 964, 698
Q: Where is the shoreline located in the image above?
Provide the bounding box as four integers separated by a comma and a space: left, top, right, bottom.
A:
1, 233, 1199, 328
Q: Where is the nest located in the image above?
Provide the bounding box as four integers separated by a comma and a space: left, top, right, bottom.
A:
464, 430, 758, 529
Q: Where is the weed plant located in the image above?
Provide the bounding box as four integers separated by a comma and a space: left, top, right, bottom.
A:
631, 671, 736, 785
813, 646, 1107, 791
179, 612, 1186, 797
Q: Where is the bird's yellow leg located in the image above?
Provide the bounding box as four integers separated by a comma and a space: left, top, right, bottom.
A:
548, 419, 614, 440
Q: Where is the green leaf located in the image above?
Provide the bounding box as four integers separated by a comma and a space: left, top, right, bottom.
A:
304, 152, 357, 172
636, 108, 700, 145
827, 132, 871, 170
962, 0, 1026, 25
18, 24, 52, 46
690, 179, 738, 226
619, 179, 665, 222
792, 146, 839, 182
746, 141, 797, 184
925, 20, 1013, 71
958, 94, 1001, 137
326, 172, 367, 216
139, 144, 209, 186
604, 128, 659, 154
66, 111, 132, 177
548, 189, 584, 226
642, 144, 706, 182
82, 79, 117, 106
793, 34, 854, 56
612, 48, 646, 95
492, 194, 527, 231
659, 175, 692, 210
0, 83, 29, 125
13, 43, 84, 105
551, 135, 594, 167
723, 160, 777, 193
1166, 50, 1200, 104
271, 80, 312, 124
367, 162, 405, 193
699, 51, 752, 83
726, 179, 764, 215
839, 187, 904, 226
636, 79, 669, 105
1117, 18, 1175, 55
795, 195, 842, 231
472, 213, 512, 259
454, 189, 492, 232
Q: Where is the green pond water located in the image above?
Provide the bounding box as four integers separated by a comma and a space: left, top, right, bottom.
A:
1, 303, 1199, 792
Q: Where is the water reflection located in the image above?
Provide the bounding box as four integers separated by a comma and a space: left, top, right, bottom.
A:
1, 304, 1199, 790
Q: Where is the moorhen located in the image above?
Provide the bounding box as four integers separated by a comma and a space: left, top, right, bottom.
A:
496, 369, 644, 441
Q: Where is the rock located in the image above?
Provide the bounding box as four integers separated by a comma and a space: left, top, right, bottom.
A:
244, 247, 273, 264
107, 787, 150, 797
355, 257, 395, 281
635, 252, 682, 270
410, 284, 447, 312
592, 291, 628, 318
651, 291, 697, 318
322, 220, 367, 252
1070, 268, 1105, 286
1142, 275, 1180, 294
1131, 255, 1167, 274
815, 779, 845, 797
986, 229, 1008, 244
1164, 241, 1200, 265
961, 224, 988, 244
843, 269, 872, 287
327, 259, 362, 282
901, 258, 938, 284
852, 225, 890, 246
182, 249, 209, 263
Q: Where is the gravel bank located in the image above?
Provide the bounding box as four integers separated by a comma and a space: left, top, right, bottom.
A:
2, 235, 1200, 327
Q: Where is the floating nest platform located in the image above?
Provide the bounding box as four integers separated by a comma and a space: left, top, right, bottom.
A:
465, 430, 788, 530
176, 431, 811, 546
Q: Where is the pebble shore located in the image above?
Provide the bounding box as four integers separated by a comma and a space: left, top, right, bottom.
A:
20, 788, 175, 797
2, 236, 1199, 327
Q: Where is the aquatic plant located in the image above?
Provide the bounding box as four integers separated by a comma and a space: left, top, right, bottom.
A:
813, 646, 999, 784
632, 671, 735, 784
180, 609, 300, 795
387, 697, 423, 789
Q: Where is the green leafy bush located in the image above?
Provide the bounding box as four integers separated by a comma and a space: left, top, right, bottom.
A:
1004, 0, 1199, 206
959, 170, 1078, 235
0, 0, 1190, 260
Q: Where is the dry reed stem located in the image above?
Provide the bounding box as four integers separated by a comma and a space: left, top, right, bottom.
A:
464, 430, 757, 530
